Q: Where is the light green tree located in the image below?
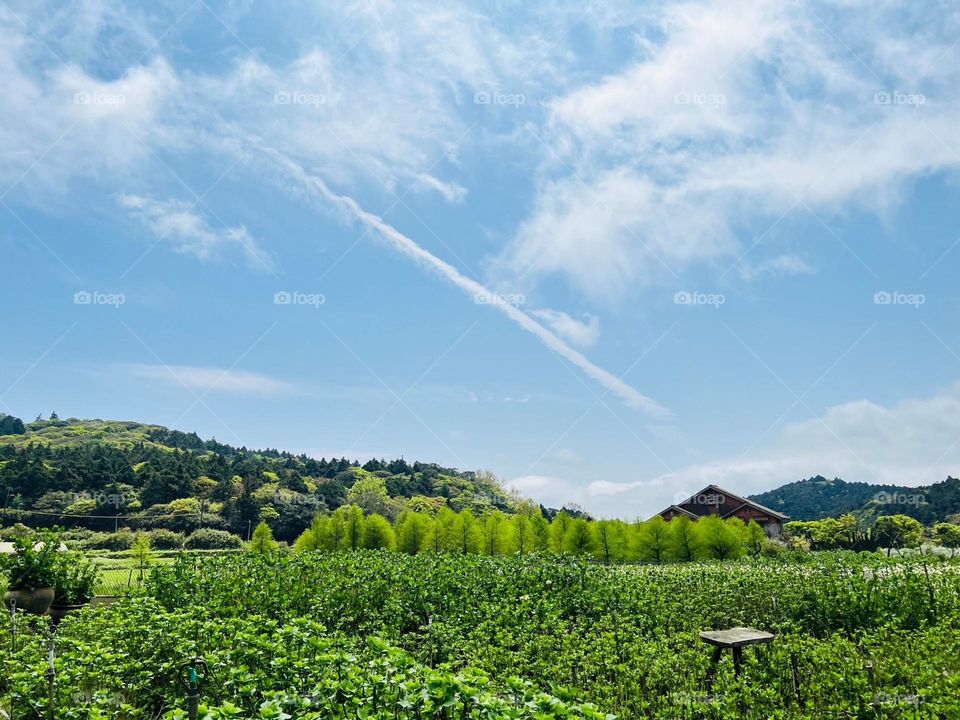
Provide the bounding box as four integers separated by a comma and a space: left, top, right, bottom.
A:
874, 514, 923, 556
362, 513, 396, 550
530, 513, 550, 552
509, 513, 532, 555
631, 516, 673, 563
933, 522, 960, 557
563, 518, 594, 555
347, 475, 396, 518
331, 505, 364, 550
479, 511, 507, 555
448, 508, 481, 554
249, 521, 279, 553
326, 511, 347, 551
293, 514, 329, 552
548, 511, 573, 552
745, 520, 767, 556
667, 515, 701, 561
396, 511, 430, 554
129, 534, 155, 583
422, 507, 456, 552
698, 515, 745, 559
591, 520, 627, 563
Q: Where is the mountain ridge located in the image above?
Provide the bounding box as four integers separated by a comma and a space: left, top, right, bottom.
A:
749, 474, 960, 525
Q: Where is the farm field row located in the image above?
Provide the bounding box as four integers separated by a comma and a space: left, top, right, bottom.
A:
3, 551, 960, 718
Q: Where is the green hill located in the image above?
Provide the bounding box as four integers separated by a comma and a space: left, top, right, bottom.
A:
0, 415, 517, 542
749, 474, 960, 525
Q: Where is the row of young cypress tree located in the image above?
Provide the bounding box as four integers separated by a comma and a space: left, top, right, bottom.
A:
288, 505, 769, 562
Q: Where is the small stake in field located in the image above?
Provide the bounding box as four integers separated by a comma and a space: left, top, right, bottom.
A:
45, 624, 57, 720
700, 626, 774, 690
179, 658, 208, 720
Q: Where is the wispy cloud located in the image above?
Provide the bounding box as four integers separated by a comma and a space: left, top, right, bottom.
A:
125, 363, 296, 397
118, 195, 277, 273
738, 254, 816, 281
530, 309, 601, 348
500, 0, 960, 299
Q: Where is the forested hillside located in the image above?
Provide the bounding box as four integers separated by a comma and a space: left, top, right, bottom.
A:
0, 415, 517, 541
750, 474, 960, 525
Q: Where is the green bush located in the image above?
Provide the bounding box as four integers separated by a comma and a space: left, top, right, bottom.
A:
184, 528, 243, 550
144, 528, 185, 550
0, 523, 33, 540
79, 529, 136, 551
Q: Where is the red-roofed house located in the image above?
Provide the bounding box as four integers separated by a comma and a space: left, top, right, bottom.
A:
658, 485, 789, 538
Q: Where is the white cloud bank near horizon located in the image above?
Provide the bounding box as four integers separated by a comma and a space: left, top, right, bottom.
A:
510, 382, 960, 517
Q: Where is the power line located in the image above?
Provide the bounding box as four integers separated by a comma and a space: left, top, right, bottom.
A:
0, 508, 200, 520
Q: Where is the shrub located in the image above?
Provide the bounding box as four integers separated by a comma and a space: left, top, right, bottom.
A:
0, 523, 33, 540
52, 552, 99, 605
0, 530, 61, 591
184, 528, 243, 550
80, 529, 137, 551
144, 528, 185, 549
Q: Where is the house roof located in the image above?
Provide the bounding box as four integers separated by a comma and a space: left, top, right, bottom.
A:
661, 504, 698, 519
658, 484, 789, 521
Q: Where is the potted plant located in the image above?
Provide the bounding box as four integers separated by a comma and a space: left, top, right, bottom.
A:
48, 552, 100, 622
1, 531, 60, 614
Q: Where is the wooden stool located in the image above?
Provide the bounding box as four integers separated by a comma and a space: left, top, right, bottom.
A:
700, 627, 774, 688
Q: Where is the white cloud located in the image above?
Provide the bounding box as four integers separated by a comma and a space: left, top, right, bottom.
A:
530, 309, 601, 348
738, 254, 816, 281
126, 364, 296, 396
505, 474, 585, 510
573, 383, 960, 517
0, 44, 178, 193
502, 0, 960, 299
552, 448, 584, 464
118, 194, 276, 273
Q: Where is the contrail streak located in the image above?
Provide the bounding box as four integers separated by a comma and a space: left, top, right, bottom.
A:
259, 146, 669, 417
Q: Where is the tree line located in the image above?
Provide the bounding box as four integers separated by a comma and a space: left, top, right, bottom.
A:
0, 418, 516, 541
786, 514, 960, 555
289, 505, 771, 561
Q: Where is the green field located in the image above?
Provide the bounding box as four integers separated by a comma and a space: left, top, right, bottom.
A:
89, 554, 175, 594
2, 550, 959, 719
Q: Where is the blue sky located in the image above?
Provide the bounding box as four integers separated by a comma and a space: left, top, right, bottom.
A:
1, 0, 959, 517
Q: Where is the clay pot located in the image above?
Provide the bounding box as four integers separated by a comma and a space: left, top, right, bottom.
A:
3, 587, 55, 615
47, 602, 87, 623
